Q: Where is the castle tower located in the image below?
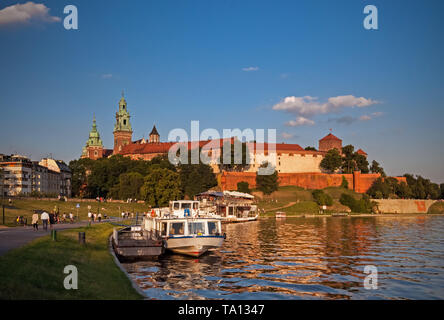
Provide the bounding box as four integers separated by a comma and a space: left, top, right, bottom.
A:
319, 133, 342, 153
81, 115, 104, 160
149, 125, 160, 143
113, 92, 133, 153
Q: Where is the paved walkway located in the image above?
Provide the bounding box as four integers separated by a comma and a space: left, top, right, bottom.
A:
0, 221, 90, 256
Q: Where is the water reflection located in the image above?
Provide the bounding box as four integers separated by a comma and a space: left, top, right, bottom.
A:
122, 216, 444, 300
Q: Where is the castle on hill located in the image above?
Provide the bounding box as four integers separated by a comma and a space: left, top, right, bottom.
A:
81, 94, 368, 174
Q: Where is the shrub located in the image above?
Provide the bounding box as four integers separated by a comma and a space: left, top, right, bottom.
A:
237, 181, 251, 194
312, 190, 333, 206
340, 193, 373, 213
341, 176, 349, 189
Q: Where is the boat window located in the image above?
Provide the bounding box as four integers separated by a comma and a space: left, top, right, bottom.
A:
193, 202, 199, 210
188, 222, 205, 235
182, 203, 191, 209
169, 222, 184, 235
228, 207, 234, 215
173, 202, 180, 210
208, 221, 219, 235
161, 222, 168, 236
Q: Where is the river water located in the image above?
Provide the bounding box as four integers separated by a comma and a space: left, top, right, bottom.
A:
122, 215, 444, 300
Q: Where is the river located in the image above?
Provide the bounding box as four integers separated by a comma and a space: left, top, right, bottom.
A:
122, 215, 444, 299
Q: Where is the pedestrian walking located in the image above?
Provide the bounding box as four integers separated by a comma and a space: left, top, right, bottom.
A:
98, 213, 102, 222
41, 211, 49, 231
49, 213, 55, 230
69, 212, 74, 223
88, 211, 92, 223
32, 212, 39, 231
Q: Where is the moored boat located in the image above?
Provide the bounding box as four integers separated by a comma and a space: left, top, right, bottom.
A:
143, 200, 225, 257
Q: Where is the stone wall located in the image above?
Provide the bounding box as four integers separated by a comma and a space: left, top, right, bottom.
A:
374, 199, 438, 213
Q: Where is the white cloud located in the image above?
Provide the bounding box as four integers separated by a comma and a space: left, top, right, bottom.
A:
281, 132, 294, 139
359, 115, 372, 121
285, 117, 315, 127
272, 95, 379, 117
101, 74, 113, 79
0, 2, 60, 26
359, 111, 384, 121
242, 66, 259, 72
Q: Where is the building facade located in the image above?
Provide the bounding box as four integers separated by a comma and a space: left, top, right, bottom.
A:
0, 154, 72, 197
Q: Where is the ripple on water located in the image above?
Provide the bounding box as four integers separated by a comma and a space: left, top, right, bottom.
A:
124, 216, 444, 300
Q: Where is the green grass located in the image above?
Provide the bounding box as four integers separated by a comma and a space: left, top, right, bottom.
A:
322, 186, 362, 200
0, 198, 150, 227
256, 186, 362, 214
264, 201, 320, 216
0, 223, 143, 300
428, 201, 444, 214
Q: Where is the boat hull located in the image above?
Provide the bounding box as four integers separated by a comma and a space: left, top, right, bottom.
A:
166, 236, 224, 257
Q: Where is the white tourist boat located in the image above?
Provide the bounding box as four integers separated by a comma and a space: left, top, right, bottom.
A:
142, 200, 225, 257
196, 191, 259, 223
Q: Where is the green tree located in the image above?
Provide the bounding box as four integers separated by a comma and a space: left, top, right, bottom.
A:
237, 181, 251, 193
179, 163, 218, 199
69, 158, 94, 197
140, 168, 182, 207
354, 154, 369, 173
440, 183, 444, 199
370, 160, 386, 176
320, 149, 342, 173
111, 172, 144, 200
256, 162, 279, 195
219, 141, 251, 172
305, 146, 317, 151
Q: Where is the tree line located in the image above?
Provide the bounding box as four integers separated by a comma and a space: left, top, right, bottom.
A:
319, 144, 384, 175
69, 154, 218, 207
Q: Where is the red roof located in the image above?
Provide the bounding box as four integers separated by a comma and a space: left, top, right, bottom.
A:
319, 133, 342, 142
119, 138, 305, 155
356, 149, 368, 156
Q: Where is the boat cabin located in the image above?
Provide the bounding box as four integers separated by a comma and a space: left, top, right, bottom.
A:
169, 200, 201, 217
144, 217, 222, 238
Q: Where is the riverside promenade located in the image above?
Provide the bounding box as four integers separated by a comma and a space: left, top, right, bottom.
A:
0, 222, 89, 256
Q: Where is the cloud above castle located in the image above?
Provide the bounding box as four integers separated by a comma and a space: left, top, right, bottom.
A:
272, 95, 380, 126
0, 2, 60, 26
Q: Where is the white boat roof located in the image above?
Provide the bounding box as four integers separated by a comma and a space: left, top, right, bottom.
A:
223, 191, 254, 199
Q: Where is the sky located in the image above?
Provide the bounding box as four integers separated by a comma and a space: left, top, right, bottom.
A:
0, 0, 443, 182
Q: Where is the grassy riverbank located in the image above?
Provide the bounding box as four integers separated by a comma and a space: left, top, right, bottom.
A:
0, 198, 149, 227
0, 223, 143, 299
257, 186, 358, 215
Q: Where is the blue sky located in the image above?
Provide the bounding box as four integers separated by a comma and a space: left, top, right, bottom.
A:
0, 0, 443, 182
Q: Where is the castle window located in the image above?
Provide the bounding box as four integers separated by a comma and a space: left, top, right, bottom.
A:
124, 119, 127, 125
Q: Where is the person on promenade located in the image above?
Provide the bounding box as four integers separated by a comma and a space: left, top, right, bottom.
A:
69, 212, 74, 223
62, 213, 66, 223
88, 211, 92, 224
98, 213, 102, 222
32, 212, 39, 231
41, 211, 49, 231
49, 213, 55, 230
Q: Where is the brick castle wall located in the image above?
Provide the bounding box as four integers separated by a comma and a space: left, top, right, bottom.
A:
220, 171, 407, 194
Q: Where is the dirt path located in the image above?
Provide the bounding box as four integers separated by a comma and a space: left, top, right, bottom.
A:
264, 201, 296, 213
